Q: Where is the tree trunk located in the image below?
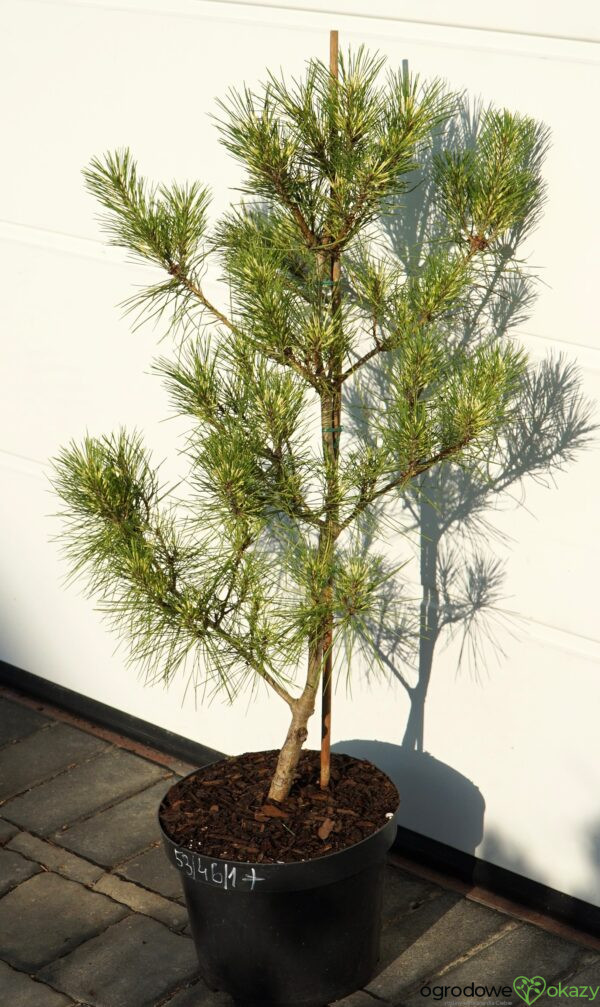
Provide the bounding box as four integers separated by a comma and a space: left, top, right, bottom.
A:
319, 287, 342, 789
270, 29, 344, 803
320, 617, 333, 788
267, 644, 322, 803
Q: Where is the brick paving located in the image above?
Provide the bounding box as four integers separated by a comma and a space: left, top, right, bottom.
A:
0, 691, 598, 1007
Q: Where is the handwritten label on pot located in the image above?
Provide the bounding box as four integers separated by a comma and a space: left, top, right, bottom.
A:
173, 849, 266, 891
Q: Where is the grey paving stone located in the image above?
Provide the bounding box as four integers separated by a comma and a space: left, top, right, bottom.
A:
167, 759, 198, 777
92, 872, 188, 929
39, 913, 198, 1007
116, 843, 183, 900
0, 871, 128, 970
0, 696, 50, 747
0, 960, 72, 1007
54, 779, 173, 867
399, 922, 583, 1007
161, 978, 233, 1006
332, 992, 384, 1007
367, 892, 508, 999
379, 888, 462, 968
0, 722, 107, 801
0, 845, 42, 894
7, 831, 103, 884
0, 815, 18, 843
536, 955, 600, 1005
381, 863, 446, 922
2, 747, 168, 835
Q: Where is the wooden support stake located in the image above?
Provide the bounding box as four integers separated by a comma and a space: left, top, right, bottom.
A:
320, 28, 339, 792
330, 28, 339, 77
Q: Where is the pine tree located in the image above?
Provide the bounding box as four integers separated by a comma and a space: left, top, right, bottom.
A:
51, 38, 548, 803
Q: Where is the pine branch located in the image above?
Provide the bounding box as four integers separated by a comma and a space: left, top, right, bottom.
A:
167, 263, 238, 334
339, 442, 466, 532
215, 85, 320, 249
341, 339, 388, 382
208, 624, 296, 708
156, 339, 324, 531
50, 430, 297, 706
433, 109, 549, 247
341, 341, 527, 530
341, 245, 483, 382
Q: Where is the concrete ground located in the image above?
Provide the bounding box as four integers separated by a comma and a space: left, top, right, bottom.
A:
0, 688, 598, 1007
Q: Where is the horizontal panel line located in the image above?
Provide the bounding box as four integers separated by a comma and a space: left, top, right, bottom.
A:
0, 449, 47, 478
0, 448, 45, 466
0, 220, 154, 269
506, 610, 600, 652
2, 219, 599, 360
189, 0, 600, 47
399, 578, 600, 661
517, 329, 600, 358
14, 0, 600, 55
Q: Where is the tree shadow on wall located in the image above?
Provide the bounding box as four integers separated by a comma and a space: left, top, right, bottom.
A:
333, 738, 486, 854
335, 96, 595, 852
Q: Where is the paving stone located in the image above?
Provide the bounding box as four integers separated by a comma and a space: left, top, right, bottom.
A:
367, 892, 508, 999
7, 831, 103, 884
381, 863, 446, 921
0, 722, 107, 801
0, 871, 128, 970
536, 955, 600, 1005
161, 978, 233, 1006
93, 872, 188, 929
379, 889, 463, 970
2, 747, 168, 835
399, 922, 583, 1007
332, 993, 384, 1007
167, 759, 198, 777
0, 845, 42, 894
0, 960, 72, 1007
1, 702, 595, 1007
116, 843, 183, 900
0, 696, 50, 747
0, 815, 18, 843
39, 913, 198, 1007
54, 779, 173, 867
375, 863, 451, 971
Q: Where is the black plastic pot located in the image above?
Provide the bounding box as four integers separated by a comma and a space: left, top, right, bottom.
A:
159, 757, 399, 1007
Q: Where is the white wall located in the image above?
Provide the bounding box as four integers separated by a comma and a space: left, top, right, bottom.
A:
1, 0, 599, 906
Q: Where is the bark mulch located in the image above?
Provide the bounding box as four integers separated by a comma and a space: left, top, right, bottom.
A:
159, 749, 399, 864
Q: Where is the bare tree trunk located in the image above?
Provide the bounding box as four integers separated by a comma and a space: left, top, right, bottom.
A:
320, 618, 333, 788
267, 643, 322, 803
318, 377, 341, 790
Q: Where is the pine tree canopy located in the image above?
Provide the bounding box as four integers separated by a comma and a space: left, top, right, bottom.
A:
52, 46, 549, 722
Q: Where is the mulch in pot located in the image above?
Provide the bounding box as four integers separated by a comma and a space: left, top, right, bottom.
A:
159, 749, 399, 864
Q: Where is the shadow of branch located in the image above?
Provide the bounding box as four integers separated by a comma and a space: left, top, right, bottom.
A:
342, 93, 596, 752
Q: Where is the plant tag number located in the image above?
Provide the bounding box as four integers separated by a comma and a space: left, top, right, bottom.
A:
174, 849, 266, 891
